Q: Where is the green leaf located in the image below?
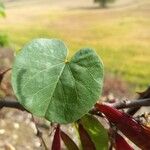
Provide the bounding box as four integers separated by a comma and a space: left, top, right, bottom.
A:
12, 39, 104, 123
79, 114, 108, 150
78, 123, 96, 150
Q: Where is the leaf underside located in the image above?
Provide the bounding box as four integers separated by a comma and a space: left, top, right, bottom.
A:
12, 39, 104, 123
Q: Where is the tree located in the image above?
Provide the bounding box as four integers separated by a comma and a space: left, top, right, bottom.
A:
94, 0, 116, 8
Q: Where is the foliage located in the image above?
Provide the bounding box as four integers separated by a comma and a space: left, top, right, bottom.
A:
78, 114, 108, 150
12, 38, 104, 124
52, 125, 61, 150
60, 130, 79, 150
1, 38, 150, 149
96, 102, 150, 149
114, 133, 134, 150
94, 0, 116, 8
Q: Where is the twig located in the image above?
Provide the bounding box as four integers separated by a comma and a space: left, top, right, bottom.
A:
0, 68, 12, 84
31, 115, 49, 150
89, 98, 150, 116
112, 98, 150, 109
0, 100, 48, 149
89, 107, 103, 116
0, 99, 27, 111
1, 98, 150, 113
127, 86, 150, 115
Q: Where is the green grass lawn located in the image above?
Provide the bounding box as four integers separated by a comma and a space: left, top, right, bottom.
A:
0, 0, 150, 91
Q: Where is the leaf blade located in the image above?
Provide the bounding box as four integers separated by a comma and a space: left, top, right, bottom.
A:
96, 103, 150, 150
52, 125, 61, 150
79, 114, 109, 150
115, 133, 134, 150
12, 39, 104, 123
78, 123, 96, 150
60, 130, 79, 150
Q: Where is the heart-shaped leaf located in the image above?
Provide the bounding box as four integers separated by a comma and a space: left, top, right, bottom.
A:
12, 39, 104, 123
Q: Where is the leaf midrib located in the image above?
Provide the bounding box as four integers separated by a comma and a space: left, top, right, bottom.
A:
44, 62, 66, 117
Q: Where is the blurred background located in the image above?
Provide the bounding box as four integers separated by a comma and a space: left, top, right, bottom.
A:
1, 0, 150, 92
0, 0, 150, 149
